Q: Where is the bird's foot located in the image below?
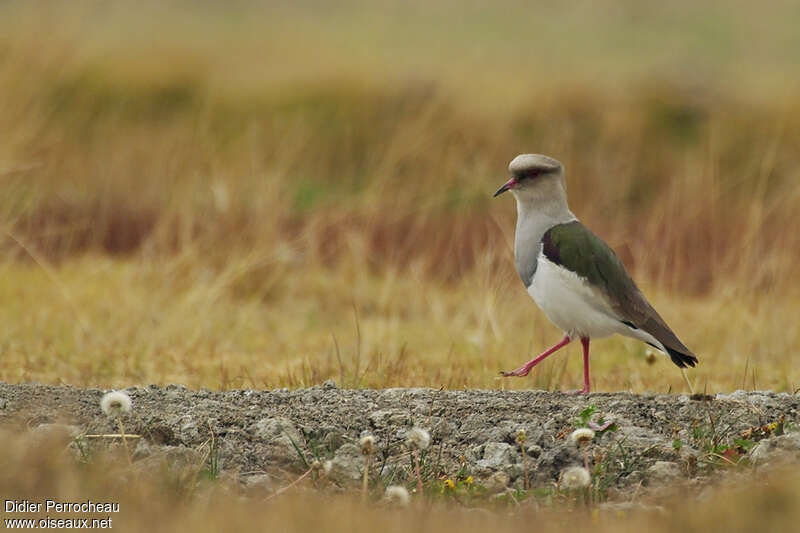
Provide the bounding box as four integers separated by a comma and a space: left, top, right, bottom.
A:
564, 388, 590, 395
499, 366, 531, 378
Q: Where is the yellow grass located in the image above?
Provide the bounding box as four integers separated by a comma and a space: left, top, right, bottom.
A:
0, 254, 796, 393
1, 1, 799, 393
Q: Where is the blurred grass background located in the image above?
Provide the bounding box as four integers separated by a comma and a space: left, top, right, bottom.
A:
1, 0, 799, 392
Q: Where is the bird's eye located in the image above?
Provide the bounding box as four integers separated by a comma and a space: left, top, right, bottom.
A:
523, 169, 541, 180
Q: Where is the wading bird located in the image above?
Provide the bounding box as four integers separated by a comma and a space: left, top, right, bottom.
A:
494, 154, 697, 393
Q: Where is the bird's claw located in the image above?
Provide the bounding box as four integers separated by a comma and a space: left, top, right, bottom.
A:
499, 368, 530, 378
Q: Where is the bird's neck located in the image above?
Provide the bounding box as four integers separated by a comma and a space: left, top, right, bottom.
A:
513, 192, 576, 242
512, 192, 576, 283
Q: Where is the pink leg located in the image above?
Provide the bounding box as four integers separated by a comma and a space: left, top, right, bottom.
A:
580, 337, 591, 394
501, 335, 571, 377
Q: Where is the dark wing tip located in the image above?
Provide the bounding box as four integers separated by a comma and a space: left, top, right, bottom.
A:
666, 347, 699, 368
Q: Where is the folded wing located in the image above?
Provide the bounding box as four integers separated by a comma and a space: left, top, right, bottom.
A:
542, 221, 697, 368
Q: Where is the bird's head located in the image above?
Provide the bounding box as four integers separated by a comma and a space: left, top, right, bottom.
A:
493, 154, 566, 202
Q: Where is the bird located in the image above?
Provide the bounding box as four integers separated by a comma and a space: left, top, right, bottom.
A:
493, 154, 697, 393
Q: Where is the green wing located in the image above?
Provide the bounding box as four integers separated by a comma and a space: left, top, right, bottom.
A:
542, 221, 696, 366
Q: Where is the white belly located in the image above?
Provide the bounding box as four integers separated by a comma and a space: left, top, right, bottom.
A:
528, 254, 624, 339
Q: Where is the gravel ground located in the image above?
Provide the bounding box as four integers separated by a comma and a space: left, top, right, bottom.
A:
2, 382, 799, 498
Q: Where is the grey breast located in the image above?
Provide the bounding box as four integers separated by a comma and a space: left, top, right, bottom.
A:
513, 210, 559, 288
514, 226, 545, 288
515, 245, 539, 287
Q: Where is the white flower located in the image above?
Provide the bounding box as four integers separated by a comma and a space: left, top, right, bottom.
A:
406, 427, 430, 451
384, 485, 410, 506
570, 428, 595, 446
360, 435, 376, 455
560, 466, 591, 490
100, 391, 132, 417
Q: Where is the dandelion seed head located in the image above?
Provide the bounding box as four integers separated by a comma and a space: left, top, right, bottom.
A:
359, 434, 375, 456
406, 427, 430, 451
100, 391, 132, 417
570, 428, 595, 445
561, 466, 591, 490
384, 485, 410, 506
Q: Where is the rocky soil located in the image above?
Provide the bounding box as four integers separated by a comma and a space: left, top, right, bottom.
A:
2, 382, 799, 498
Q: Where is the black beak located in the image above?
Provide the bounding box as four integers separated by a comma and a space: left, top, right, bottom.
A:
493, 177, 517, 197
